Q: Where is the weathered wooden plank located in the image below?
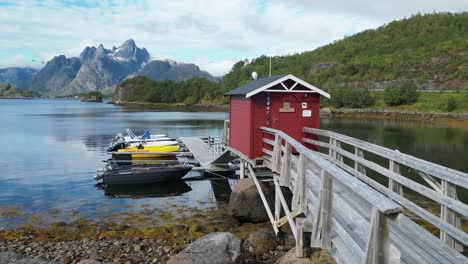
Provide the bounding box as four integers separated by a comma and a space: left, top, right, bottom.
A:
332, 160, 468, 246
262, 148, 273, 156
262, 138, 275, 146
332, 234, 363, 264
392, 215, 467, 263
303, 127, 468, 188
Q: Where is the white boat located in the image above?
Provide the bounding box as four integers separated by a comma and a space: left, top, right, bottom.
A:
107, 129, 178, 152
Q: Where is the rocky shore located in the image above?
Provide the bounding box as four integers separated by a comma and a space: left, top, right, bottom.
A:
0, 229, 305, 264
0, 179, 334, 264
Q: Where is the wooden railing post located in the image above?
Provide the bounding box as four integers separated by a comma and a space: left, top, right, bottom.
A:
279, 142, 292, 187
272, 134, 282, 173
440, 180, 462, 251
364, 207, 391, 264
311, 170, 333, 250
329, 137, 343, 162
355, 147, 366, 175
388, 160, 403, 196
292, 154, 307, 212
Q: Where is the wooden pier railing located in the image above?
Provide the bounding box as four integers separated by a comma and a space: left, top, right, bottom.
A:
248, 126, 467, 264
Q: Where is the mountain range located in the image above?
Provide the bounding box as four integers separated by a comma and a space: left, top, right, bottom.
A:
0, 39, 214, 96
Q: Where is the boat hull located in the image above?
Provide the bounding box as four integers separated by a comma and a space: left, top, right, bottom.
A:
101, 165, 192, 184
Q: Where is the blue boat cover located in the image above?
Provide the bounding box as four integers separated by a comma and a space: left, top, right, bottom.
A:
141, 130, 151, 139
126, 128, 137, 139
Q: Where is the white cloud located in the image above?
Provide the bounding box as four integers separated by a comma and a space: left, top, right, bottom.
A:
0, 0, 467, 75
0, 54, 41, 69
198, 60, 238, 77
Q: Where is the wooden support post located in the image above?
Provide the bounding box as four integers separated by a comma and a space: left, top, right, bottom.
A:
248, 164, 279, 234
440, 180, 463, 251
388, 160, 403, 196
275, 175, 281, 225
355, 147, 366, 175
295, 218, 313, 258
310, 170, 332, 250
364, 207, 390, 264
279, 142, 292, 187
240, 160, 246, 179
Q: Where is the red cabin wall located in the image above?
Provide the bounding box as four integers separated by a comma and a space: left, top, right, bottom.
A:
229, 96, 253, 158
229, 92, 321, 159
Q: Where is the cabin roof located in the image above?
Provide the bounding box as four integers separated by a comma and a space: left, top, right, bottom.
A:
224, 73, 330, 98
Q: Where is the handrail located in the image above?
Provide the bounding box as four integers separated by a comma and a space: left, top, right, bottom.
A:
302, 127, 468, 250
261, 126, 402, 214
303, 127, 467, 187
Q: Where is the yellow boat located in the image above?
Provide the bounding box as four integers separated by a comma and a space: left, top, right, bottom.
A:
117, 145, 180, 158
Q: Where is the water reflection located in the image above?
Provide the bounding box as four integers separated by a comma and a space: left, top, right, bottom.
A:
96, 181, 192, 199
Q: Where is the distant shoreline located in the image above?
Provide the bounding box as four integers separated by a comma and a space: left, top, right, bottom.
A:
0, 97, 38, 99
323, 108, 468, 128
111, 101, 229, 112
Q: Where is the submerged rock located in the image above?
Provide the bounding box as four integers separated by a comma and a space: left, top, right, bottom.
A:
229, 178, 275, 223
167, 232, 244, 264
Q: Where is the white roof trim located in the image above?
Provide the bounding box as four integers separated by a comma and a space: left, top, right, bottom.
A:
245, 74, 331, 98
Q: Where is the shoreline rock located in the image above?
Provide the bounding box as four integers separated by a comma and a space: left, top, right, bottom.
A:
228, 178, 275, 223
167, 232, 244, 264
327, 108, 468, 120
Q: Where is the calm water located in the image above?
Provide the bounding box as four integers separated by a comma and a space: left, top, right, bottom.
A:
0, 98, 467, 225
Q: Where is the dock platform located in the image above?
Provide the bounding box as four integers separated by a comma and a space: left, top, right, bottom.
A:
179, 137, 235, 172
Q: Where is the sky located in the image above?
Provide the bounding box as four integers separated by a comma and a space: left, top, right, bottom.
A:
0, 0, 467, 76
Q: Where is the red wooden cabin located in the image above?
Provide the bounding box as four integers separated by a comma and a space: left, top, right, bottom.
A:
225, 73, 330, 159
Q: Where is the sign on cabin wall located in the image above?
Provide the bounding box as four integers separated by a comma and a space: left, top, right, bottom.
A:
279, 101, 295, 113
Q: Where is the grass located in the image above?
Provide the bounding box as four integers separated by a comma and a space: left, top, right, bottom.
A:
370, 91, 468, 113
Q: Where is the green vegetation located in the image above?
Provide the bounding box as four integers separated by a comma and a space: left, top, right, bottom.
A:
383, 80, 420, 106
371, 91, 468, 113
80, 91, 103, 102
328, 87, 375, 108
0, 83, 41, 98
223, 13, 468, 90
118, 76, 226, 105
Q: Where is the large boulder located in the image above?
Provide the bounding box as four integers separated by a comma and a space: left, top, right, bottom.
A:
167, 232, 244, 264
246, 227, 282, 255
228, 178, 275, 223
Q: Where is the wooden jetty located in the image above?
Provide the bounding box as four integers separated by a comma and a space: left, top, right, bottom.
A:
224, 124, 467, 264
179, 136, 235, 172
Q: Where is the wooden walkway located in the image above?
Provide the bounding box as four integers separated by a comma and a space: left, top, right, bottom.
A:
226, 124, 467, 263
179, 137, 234, 172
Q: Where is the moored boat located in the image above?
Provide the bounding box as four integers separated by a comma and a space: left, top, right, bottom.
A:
95, 163, 192, 184
117, 145, 180, 158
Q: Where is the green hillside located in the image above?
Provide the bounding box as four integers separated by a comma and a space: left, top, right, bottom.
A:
0, 83, 41, 98
223, 12, 468, 91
